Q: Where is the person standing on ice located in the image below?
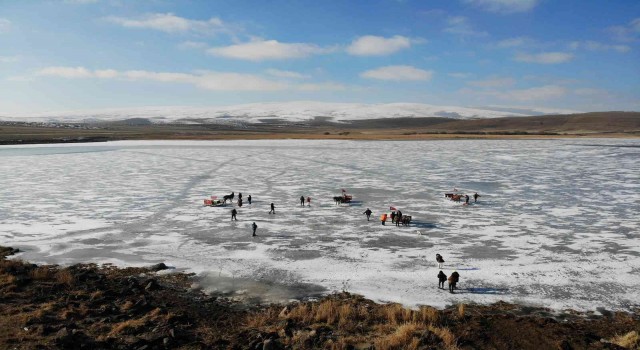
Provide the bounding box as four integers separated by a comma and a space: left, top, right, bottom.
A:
248, 195, 252, 205
465, 194, 470, 204
436, 254, 445, 269
269, 203, 275, 214
231, 208, 238, 221
448, 271, 460, 293
238, 193, 243, 201
380, 213, 387, 225
438, 270, 447, 289
251, 222, 257, 237
306, 196, 311, 207
237, 198, 243, 207
390, 211, 396, 223
363, 208, 372, 221
300, 196, 305, 207
473, 193, 480, 202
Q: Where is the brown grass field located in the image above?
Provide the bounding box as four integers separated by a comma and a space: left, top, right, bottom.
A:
1, 111, 638, 144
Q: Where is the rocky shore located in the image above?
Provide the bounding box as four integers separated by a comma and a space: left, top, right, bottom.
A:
1, 246, 638, 350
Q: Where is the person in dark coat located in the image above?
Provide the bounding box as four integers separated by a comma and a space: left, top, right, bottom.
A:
465, 195, 470, 204
238, 198, 243, 207
238, 193, 243, 200
300, 196, 305, 207
231, 208, 238, 221
363, 208, 372, 221
448, 271, 460, 293
473, 193, 480, 202
251, 222, 257, 236
248, 195, 252, 205
269, 203, 275, 214
438, 270, 447, 289
436, 254, 445, 269
390, 211, 396, 223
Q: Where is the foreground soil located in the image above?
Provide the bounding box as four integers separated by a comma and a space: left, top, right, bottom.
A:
1, 247, 638, 350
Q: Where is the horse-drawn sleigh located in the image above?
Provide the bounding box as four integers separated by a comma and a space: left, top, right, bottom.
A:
333, 189, 353, 205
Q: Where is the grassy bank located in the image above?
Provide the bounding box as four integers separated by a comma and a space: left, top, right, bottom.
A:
1, 247, 638, 349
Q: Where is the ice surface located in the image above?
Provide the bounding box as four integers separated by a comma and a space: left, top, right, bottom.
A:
1, 139, 638, 310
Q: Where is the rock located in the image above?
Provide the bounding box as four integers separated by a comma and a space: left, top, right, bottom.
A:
145, 280, 157, 291
55, 327, 70, 339
163, 337, 171, 347
149, 263, 168, 271
262, 339, 283, 350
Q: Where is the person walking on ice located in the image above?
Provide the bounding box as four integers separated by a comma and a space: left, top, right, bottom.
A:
248, 195, 252, 205
473, 192, 480, 202
380, 213, 387, 225
269, 203, 275, 214
306, 196, 311, 207
363, 208, 372, 221
231, 208, 238, 221
465, 194, 470, 205
436, 254, 445, 269
251, 222, 257, 237
438, 270, 447, 289
300, 196, 305, 207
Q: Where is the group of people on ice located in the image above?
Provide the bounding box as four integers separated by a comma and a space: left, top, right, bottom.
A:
436, 254, 460, 293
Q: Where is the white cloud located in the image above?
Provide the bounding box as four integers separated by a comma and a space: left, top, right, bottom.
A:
37, 66, 94, 78
462, 85, 567, 102
105, 13, 228, 35
298, 82, 347, 91
265, 69, 310, 79
0, 55, 20, 63
607, 17, 640, 42
346, 35, 418, 56
179, 41, 209, 50
569, 41, 630, 53
497, 37, 527, 48
207, 39, 332, 61
448, 72, 471, 79
463, 0, 539, 13
360, 65, 433, 81
515, 52, 574, 64
444, 16, 488, 37
0, 18, 11, 33
33, 66, 350, 92
468, 77, 515, 88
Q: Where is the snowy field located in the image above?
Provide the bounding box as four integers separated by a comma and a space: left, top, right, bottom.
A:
1, 139, 638, 311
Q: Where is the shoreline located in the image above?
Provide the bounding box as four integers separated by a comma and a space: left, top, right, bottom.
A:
1, 132, 639, 146
2, 247, 639, 349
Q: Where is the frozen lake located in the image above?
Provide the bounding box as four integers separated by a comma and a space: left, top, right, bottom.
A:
1, 139, 639, 311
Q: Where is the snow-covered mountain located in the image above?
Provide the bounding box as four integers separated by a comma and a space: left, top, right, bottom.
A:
2, 101, 578, 124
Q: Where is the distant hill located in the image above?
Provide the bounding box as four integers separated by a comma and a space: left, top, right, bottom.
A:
414, 111, 640, 134
0, 101, 579, 124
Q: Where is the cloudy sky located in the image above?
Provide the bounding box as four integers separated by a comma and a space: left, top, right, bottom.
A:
0, 0, 639, 114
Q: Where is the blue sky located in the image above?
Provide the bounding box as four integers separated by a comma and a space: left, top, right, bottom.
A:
0, 0, 639, 114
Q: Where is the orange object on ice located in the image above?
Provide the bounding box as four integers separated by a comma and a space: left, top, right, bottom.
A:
380, 214, 388, 221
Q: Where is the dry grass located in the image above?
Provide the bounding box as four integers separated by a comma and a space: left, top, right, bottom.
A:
429, 326, 458, 349
55, 269, 75, 287
108, 318, 148, 337
609, 330, 640, 349
29, 266, 54, 281
458, 304, 465, 319
374, 322, 424, 350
